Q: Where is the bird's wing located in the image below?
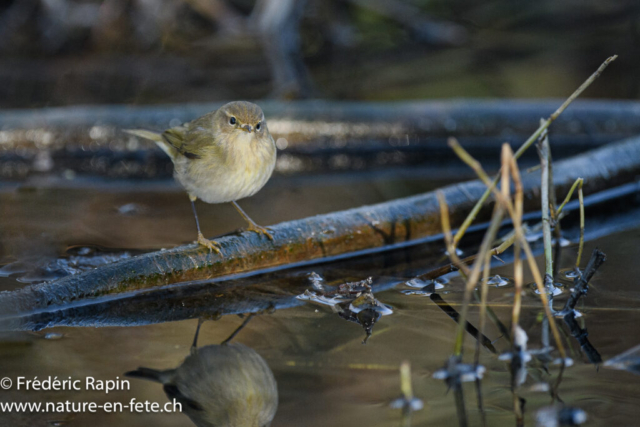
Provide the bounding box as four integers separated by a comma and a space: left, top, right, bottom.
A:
162, 121, 218, 160
163, 384, 204, 411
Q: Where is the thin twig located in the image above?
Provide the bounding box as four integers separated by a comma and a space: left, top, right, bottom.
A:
505, 145, 524, 339
562, 249, 606, 313
450, 139, 567, 360
455, 206, 505, 358
438, 191, 504, 358
475, 251, 492, 367
451, 55, 617, 248
399, 361, 414, 427
555, 177, 586, 269
537, 121, 554, 286
556, 178, 583, 217
400, 361, 413, 400
576, 185, 585, 268
438, 192, 470, 275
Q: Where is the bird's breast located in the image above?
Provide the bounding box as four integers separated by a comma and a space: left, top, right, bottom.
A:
176, 136, 276, 204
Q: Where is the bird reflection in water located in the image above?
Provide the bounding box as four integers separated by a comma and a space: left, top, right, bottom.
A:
125, 318, 278, 427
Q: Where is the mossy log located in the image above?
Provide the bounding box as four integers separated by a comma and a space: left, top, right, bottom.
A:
1, 135, 640, 317
4, 181, 640, 331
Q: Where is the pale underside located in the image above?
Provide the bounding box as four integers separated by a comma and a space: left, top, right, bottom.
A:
172, 130, 276, 204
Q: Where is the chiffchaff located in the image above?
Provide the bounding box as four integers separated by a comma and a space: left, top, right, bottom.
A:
125, 343, 278, 427
125, 101, 276, 253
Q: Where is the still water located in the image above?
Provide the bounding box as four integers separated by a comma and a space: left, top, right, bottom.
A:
1, 170, 639, 427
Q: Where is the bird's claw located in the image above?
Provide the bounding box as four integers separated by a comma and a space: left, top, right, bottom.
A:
247, 224, 275, 241
196, 233, 222, 254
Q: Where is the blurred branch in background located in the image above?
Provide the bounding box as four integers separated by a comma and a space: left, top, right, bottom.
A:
0, 0, 638, 106
345, 0, 466, 45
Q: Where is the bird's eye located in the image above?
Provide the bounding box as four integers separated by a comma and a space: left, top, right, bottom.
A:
229, 117, 236, 125
256, 122, 262, 131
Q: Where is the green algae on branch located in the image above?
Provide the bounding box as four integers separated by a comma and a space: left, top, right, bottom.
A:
2, 135, 640, 316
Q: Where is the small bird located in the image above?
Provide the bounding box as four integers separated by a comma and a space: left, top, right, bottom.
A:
125, 101, 277, 253
125, 343, 278, 427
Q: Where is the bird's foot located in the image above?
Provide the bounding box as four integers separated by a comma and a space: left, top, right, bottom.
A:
246, 223, 275, 241
196, 233, 222, 254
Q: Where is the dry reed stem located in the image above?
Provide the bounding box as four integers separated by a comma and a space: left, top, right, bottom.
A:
556, 178, 584, 217
438, 191, 504, 358
552, 176, 585, 268
400, 360, 413, 399
475, 252, 492, 366
451, 55, 617, 249
577, 186, 585, 268
538, 123, 554, 281
449, 139, 567, 359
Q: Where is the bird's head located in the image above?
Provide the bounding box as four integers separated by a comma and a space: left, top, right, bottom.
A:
214, 101, 269, 140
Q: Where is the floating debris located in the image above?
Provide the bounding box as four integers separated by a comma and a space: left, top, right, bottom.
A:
405, 277, 446, 289
389, 397, 424, 411
296, 290, 347, 307
530, 383, 551, 393
337, 277, 373, 295
390, 361, 424, 414
487, 275, 510, 287
533, 283, 564, 296
44, 332, 64, 340
498, 326, 554, 387
401, 288, 434, 297
307, 272, 325, 292
433, 358, 485, 384
523, 231, 570, 247
117, 203, 146, 216
445, 248, 463, 257
525, 231, 544, 243
296, 277, 392, 343
603, 344, 640, 375
350, 293, 393, 315
561, 268, 582, 280
552, 358, 574, 367
403, 277, 446, 296
535, 405, 587, 427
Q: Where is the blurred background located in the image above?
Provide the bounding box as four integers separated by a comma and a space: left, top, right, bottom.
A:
0, 0, 638, 108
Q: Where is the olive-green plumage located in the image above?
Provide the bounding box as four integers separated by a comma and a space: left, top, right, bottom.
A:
125, 343, 278, 427
125, 101, 277, 252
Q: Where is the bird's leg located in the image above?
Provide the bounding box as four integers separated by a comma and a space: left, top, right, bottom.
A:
191, 317, 205, 354
221, 313, 256, 345
231, 201, 274, 241
190, 195, 222, 254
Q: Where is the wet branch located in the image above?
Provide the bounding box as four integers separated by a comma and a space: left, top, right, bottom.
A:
0, 134, 637, 316
561, 249, 606, 313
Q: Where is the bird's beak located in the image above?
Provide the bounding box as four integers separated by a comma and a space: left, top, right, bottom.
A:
241, 124, 253, 133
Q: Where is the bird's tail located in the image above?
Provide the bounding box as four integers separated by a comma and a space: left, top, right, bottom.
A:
123, 129, 175, 159
124, 367, 173, 384
123, 129, 163, 142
